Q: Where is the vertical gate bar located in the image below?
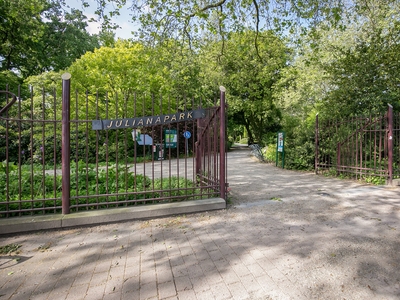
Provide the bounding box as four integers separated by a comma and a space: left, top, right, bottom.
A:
219, 86, 226, 199
41, 88, 46, 212
124, 93, 128, 203
192, 96, 195, 184
388, 104, 393, 185
17, 86, 22, 211
30, 87, 34, 212
75, 89, 79, 209
115, 93, 119, 202
85, 91, 89, 206
105, 92, 109, 207
184, 95, 188, 198
151, 94, 154, 202
5, 86, 10, 215
133, 93, 137, 203
315, 113, 319, 174
95, 92, 100, 206
176, 95, 180, 192
52, 88, 57, 211
159, 95, 164, 200
61, 73, 71, 215
168, 95, 172, 201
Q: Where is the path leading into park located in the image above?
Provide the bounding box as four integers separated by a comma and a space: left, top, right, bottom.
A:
1, 145, 400, 300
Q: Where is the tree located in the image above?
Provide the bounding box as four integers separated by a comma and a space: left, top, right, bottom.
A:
0, 0, 99, 78
211, 30, 288, 145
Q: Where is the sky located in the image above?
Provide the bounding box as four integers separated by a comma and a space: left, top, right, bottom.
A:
66, 0, 138, 39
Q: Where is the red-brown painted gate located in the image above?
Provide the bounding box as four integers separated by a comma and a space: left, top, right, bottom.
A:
315, 105, 400, 184
0, 75, 227, 218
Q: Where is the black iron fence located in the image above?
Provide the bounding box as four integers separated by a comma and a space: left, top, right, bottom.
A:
0, 75, 227, 218
315, 105, 400, 184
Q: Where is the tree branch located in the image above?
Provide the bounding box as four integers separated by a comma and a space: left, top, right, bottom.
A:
253, 0, 263, 62
187, 0, 228, 18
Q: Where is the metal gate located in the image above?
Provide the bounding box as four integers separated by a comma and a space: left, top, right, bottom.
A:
315, 105, 400, 184
0, 75, 227, 218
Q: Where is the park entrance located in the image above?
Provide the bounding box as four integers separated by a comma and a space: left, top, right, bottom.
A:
0, 75, 227, 217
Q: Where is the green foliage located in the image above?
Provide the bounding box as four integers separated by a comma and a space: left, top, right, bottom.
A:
0, 162, 201, 216
264, 144, 276, 163
0, 0, 99, 77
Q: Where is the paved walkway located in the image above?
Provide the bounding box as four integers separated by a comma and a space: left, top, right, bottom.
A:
1, 146, 400, 300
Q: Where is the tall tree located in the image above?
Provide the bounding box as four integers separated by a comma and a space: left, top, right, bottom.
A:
200, 30, 289, 144
0, 0, 99, 78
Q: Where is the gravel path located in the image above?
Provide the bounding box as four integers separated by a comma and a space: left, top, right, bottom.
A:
1, 145, 399, 300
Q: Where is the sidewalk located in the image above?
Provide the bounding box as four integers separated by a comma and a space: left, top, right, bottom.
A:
1, 146, 400, 300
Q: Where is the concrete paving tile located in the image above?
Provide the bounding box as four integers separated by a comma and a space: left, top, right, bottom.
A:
158, 281, 177, 299
210, 281, 232, 300
104, 276, 124, 294
84, 284, 106, 300
174, 275, 192, 291
169, 255, 185, 267
139, 281, 158, 300
239, 274, 264, 294
231, 262, 251, 278
220, 270, 240, 285
140, 269, 157, 285
121, 289, 139, 300
90, 272, 109, 287
7, 291, 33, 300
195, 288, 215, 300
246, 263, 267, 278
121, 276, 139, 293
93, 261, 112, 274
177, 289, 197, 300
72, 272, 93, 286
157, 268, 174, 284
65, 283, 89, 300
227, 281, 250, 300
171, 263, 188, 278
204, 270, 224, 285
187, 263, 205, 279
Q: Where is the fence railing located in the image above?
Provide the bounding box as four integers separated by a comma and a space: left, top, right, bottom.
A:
0, 75, 227, 218
316, 105, 399, 184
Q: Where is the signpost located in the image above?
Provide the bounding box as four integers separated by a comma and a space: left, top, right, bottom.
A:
183, 131, 191, 156
164, 129, 177, 148
276, 131, 285, 168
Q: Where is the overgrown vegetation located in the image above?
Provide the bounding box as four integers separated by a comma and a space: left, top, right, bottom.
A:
0, 161, 203, 217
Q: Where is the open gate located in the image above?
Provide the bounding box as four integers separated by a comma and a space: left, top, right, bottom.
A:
0, 75, 227, 218
316, 105, 400, 184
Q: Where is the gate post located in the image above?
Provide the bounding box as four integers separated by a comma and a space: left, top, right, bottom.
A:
219, 86, 226, 199
315, 113, 319, 174
61, 73, 71, 214
388, 104, 393, 185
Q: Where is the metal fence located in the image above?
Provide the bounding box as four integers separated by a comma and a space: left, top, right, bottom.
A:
315, 105, 400, 184
0, 76, 227, 218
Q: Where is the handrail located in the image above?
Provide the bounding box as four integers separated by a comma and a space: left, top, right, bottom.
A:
0, 90, 19, 116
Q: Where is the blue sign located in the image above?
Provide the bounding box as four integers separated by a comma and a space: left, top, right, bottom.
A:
183, 131, 191, 139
